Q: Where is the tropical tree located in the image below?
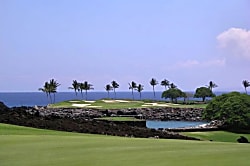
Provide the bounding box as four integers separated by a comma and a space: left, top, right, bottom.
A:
161, 88, 185, 103
69, 80, 79, 97
105, 84, 113, 99
49, 79, 60, 104
78, 82, 85, 99
80, 81, 94, 100
203, 92, 250, 129
129, 81, 137, 100
111, 80, 119, 99
242, 80, 250, 94
39, 79, 60, 104
161, 79, 170, 90
150, 78, 158, 98
206, 81, 218, 92
136, 84, 144, 100
38, 81, 50, 103
169, 83, 177, 89
194, 87, 214, 102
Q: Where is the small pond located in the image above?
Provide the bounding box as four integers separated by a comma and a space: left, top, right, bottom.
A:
146, 120, 207, 129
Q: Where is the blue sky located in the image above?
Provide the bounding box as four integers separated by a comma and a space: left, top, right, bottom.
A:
1, 0, 250, 92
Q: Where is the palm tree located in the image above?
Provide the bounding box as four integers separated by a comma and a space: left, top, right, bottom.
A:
111, 80, 119, 99
150, 78, 158, 98
80, 81, 94, 100
169, 83, 177, 89
129, 81, 137, 100
39, 79, 60, 104
161, 79, 170, 90
78, 82, 85, 99
38, 81, 50, 104
69, 80, 79, 97
206, 81, 218, 92
49, 79, 60, 104
242, 80, 250, 94
105, 84, 113, 99
136, 84, 144, 100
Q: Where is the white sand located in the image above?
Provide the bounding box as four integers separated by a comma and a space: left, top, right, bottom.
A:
72, 104, 91, 107
115, 100, 130, 103
84, 100, 96, 103
102, 100, 116, 103
69, 101, 80, 103
142, 103, 170, 107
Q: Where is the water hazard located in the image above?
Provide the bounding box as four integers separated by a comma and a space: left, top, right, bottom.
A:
146, 120, 207, 129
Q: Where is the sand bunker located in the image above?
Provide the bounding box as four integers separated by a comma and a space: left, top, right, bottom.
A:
115, 100, 130, 103
69, 101, 80, 103
102, 100, 131, 103
72, 104, 91, 107
142, 103, 170, 107
84, 100, 96, 103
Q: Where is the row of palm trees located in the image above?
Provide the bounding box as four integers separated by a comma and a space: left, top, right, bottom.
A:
68, 80, 94, 100
39, 78, 250, 103
38, 79, 60, 104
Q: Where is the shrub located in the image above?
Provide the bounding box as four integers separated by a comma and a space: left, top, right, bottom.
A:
203, 92, 250, 129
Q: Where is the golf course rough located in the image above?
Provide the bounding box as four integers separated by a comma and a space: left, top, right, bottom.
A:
1, 123, 250, 166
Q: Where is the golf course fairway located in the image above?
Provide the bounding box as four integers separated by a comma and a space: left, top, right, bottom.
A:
1, 123, 250, 166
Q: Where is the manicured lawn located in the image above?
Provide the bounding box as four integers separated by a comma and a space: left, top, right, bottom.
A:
49, 99, 206, 109
1, 123, 250, 166
182, 131, 250, 143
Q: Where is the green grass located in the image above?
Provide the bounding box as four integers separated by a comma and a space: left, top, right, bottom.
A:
95, 117, 144, 121
49, 99, 206, 109
1, 123, 250, 166
182, 131, 250, 143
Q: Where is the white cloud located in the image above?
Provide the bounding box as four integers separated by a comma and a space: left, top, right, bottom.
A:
217, 28, 250, 60
172, 59, 225, 69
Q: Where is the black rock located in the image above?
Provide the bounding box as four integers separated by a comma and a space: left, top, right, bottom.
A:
0, 101, 9, 111
237, 136, 249, 143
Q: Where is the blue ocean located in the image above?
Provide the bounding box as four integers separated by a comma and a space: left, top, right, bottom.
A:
0, 91, 229, 107
0, 92, 165, 107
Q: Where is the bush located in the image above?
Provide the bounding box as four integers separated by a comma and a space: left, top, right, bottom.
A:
203, 92, 250, 129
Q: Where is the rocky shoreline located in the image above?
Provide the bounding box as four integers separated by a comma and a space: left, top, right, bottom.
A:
0, 101, 220, 140
28, 106, 204, 121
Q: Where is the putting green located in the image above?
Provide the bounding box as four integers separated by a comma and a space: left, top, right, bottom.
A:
50, 99, 207, 109
1, 123, 250, 166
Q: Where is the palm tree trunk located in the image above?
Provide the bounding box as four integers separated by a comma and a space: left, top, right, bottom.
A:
85, 90, 88, 100
46, 92, 50, 104
49, 93, 52, 104
114, 89, 116, 99
53, 93, 55, 104
80, 90, 83, 100
132, 89, 134, 100
153, 86, 155, 98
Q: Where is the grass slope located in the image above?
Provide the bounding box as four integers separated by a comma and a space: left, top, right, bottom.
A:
1, 123, 250, 166
182, 131, 250, 143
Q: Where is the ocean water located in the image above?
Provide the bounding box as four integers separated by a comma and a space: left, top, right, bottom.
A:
0, 91, 229, 107
0, 92, 165, 107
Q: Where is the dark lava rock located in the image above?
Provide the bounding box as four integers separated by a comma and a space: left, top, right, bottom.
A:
0, 101, 9, 111
237, 136, 249, 143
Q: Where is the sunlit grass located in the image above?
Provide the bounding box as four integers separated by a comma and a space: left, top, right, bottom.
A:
1, 123, 250, 166
182, 131, 250, 143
